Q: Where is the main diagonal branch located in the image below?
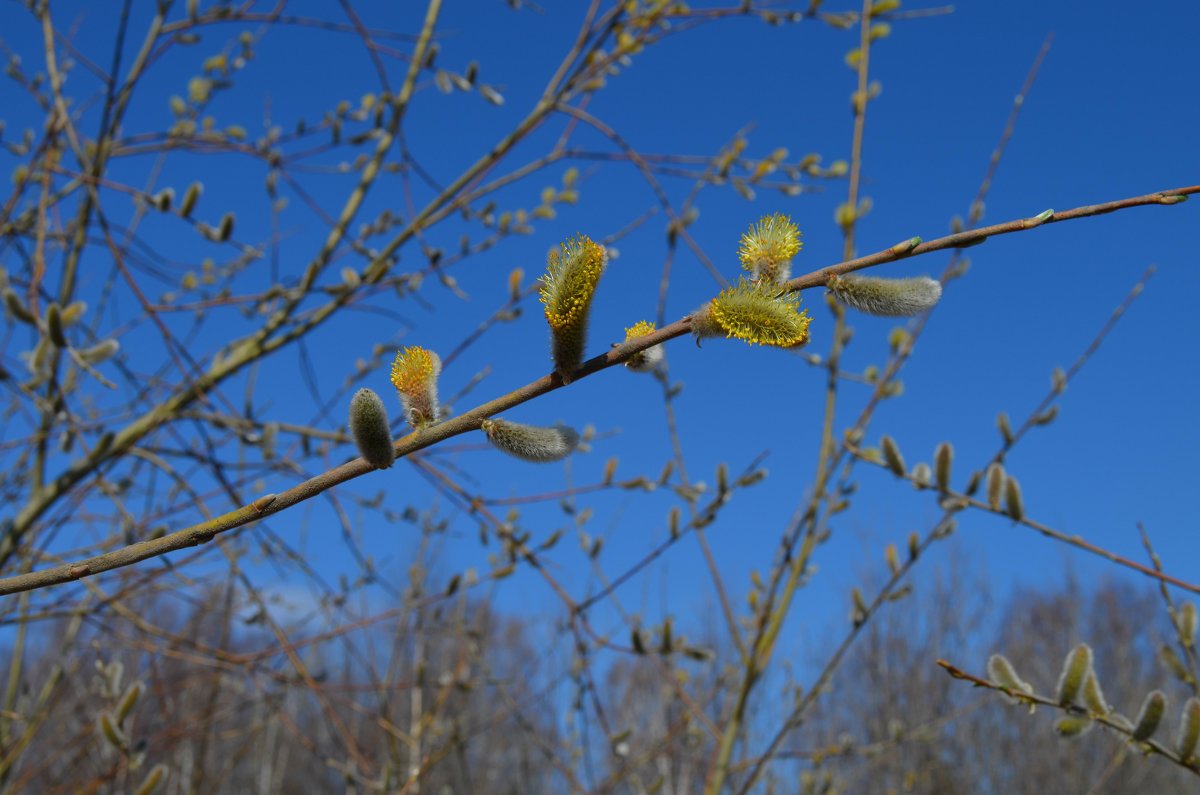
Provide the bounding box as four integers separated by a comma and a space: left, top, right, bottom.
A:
0, 184, 1193, 597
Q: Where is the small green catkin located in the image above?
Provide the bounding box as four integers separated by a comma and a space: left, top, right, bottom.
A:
1132, 690, 1167, 741
986, 463, 1005, 510
217, 212, 235, 242
880, 434, 906, 477
1177, 697, 1200, 762
1056, 643, 1093, 705
134, 764, 169, 795
1054, 716, 1093, 737
79, 339, 120, 365
934, 442, 953, 492
987, 653, 1033, 700
180, 182, 202, 217
46, 302, 67, 347
480, 418, 579, 463
115, 681, 144, 724
4, 289, 35, 324
1177, 601, 1197, 647
1004, 474, 1024, 521
97, 711, 126, 750
825, 273, 942, 317
349, 388, 395, 469
1082, 672, 1110, 714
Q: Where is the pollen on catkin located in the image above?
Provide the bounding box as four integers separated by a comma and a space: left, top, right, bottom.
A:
539, 234, 607, 381
390, 346, 441, 428
739, 213, 801, 285
481, 418, 580, 463
623, 320, 663, 372
826, 273, 942, 316
349, 388, 395, 468
690, 280, 811, 348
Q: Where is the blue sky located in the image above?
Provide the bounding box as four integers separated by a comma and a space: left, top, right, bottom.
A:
2, 0, 1198, 671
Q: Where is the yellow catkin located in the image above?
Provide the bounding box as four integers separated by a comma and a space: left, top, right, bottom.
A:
623, 320, 662, 372
539, 234, 607, 380
695, 280, 811, 348
738, 213, 802, 285
390, 346, 441, 428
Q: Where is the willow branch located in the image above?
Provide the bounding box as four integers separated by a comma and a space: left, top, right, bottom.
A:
0, 184, 1193, 597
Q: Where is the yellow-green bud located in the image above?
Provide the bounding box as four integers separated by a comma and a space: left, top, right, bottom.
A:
987, 653, 1033, 700
934, 442, 953, 492
1056, 643, 1093, 705
1178, 697, 1200, 762
180, 182, 202, 218
134, 764, 169, 795
1133, 690, 1166, 741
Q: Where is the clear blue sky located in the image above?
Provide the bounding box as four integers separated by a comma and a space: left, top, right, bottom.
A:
3, 0, 1198, 663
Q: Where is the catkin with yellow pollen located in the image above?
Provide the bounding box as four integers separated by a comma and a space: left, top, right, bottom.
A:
739, 213, 802, 285
539, 234, 607, 382
390, 346, 441, 429
690, 279, 811, 348
623, 320, 663, 372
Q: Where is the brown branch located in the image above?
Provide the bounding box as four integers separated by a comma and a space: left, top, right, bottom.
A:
0, 184, 1194, 597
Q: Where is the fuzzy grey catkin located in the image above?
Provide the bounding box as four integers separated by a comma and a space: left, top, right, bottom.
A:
349, 388, 395, 469
480, 418, 579, 463
1132, 690, 1167, 741
826, 273, 942, 316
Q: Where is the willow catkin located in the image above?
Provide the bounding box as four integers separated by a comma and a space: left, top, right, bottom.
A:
390, 346, 441, 428
480, 418, 579, 463
738, 213, 801, 285
1132, 690, 1167, 741
826, 273, 942, 316
690, 279, 811, 348
1056, 643, 1093, 705
623, 320, 663, 372
539, 235, 607, 381
349, 388, 395, 468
